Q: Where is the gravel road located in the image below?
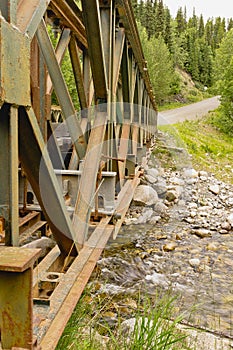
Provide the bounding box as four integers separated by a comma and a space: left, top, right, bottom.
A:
158, 96, 220, 125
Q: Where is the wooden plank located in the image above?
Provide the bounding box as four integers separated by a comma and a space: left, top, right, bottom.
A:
38, 217, 113, 349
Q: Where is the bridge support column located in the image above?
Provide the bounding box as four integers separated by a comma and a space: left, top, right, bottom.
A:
0, 247, 41, 349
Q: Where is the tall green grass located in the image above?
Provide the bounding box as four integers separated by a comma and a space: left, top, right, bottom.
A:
56, 290, 190, 350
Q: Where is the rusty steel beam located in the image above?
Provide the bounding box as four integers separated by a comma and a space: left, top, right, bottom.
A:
0, 1, 159, 349
17, 0, 51, 38
68, 34, 88, 111
46, 28, 71, 95
18, 107, 78, 256
81, 0, 108, 101
116, 0, 156, 111
0, 247, 41, 349
72, 110, 108, 248
0, 104, 19, 246
113, 28, 125, 95
0, 0, 17, 24
49, 0, 87, 49
36, 19, 87, 160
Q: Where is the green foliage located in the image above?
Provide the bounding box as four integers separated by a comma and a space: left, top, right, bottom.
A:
138, 23, 176, 104
212, 59, 233, 135
133, 0, 233, 93
213, 29, 233, 91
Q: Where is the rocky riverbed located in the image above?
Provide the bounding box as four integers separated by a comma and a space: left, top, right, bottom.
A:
86, 131, 233, 348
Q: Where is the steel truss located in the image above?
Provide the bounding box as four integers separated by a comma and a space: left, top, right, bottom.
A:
0, 1, 157, 348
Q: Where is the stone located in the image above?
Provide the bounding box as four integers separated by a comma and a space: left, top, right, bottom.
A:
189, 258, 201, 268
166, 189, 179, 202
199, 170, 208, 177
189, 202, 198, 209
163, 242, 177, 252
186, 178, 198, 185
154, 201, 168, 217
183, 168, 199, 178
153, 178, 167, 198
133, 185, 159, 206
146, 168, 159, 179
170, 177, 185, 186
149, 215, 161, 224
208, 184, 220, 195
191, 229, 211, 238
145, 272, 169, 287
136, 208, 154, 224
221, 222, 231, 231
219, 229, 230, 235
144, 174, 157, 184
206, 243, 219, 251
227, 213, 233, 226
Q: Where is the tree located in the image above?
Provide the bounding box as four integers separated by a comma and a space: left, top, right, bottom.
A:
164, 7, 173, 51
175, 7, 186, 36
154, 0, 165, 37
227, 18, 233, 31
215, 57, 233, 134
213, 29, 233, 91
198, 14, 205, 38
138, 23, 176, 103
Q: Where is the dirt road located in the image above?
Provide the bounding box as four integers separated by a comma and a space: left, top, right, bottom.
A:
158, 96, 220, 125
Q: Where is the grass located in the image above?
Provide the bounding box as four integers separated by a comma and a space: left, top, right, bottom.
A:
158, 112, 233, 183
56, 288, 191, 350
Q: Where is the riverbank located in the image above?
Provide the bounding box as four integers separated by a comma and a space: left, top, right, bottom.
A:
57, 127, 233, 349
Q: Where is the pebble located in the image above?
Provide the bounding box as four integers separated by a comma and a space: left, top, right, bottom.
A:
208, 184, 220, 195
189, 258, 201, 268
163, 242, 177, 251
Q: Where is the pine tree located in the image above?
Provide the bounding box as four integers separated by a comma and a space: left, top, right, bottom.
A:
164, 7, 173, 51
145, 0, 156, 39
227, 18, 233, 31
213, 17, 226, 49
198, 14, 205, 38
184, 28, 199, 80
175, 7, 186, 36
154, 0, 165, 37
198, 39, 213, 85
205, 19, 214, 48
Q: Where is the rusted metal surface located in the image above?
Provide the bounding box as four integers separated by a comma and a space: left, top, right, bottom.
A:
18, 107, 78, 256
81, 0, 108, 101
0, 17, 30, 106
36, 19, 87, 160
0, 247, 40, 349
0, 0, 157, 348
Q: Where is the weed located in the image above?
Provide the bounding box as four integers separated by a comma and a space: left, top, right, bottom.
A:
56, 289, 191, 350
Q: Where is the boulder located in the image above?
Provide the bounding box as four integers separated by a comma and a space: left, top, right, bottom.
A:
133, 185, 159, 206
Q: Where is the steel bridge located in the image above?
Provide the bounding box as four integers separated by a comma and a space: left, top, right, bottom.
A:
0, 1, 157, 348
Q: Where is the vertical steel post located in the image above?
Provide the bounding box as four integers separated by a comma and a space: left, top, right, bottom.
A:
0, 247, 41, 349
0, 0, 17, 24
0, 104, 19, 246
10, 106, 19, 246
